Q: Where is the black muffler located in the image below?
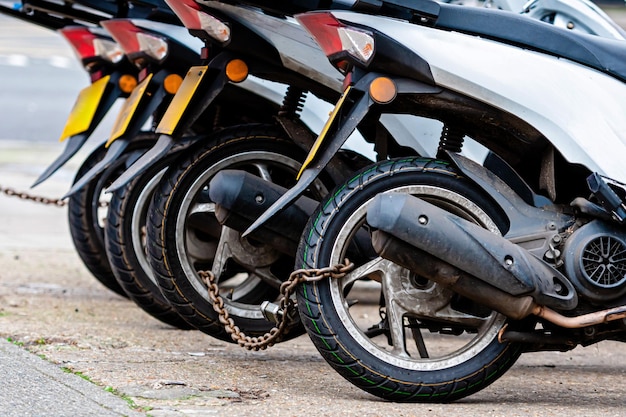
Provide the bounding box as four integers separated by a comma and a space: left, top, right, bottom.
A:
367, 193, 577, 319
208, 170, 318, 255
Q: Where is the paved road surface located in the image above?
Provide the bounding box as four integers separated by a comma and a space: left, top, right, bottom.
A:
0, 13, 118, 146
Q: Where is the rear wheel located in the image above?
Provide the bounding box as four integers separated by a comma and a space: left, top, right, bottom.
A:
68, 144, 124, 297
68, 134, 157, 298
105, 161, 195, 329
296, 157, 523, 402
147, 124, 333, 341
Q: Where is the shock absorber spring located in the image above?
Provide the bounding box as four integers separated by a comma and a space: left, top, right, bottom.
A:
438, 124, 465, 153
212, 105, 222, 131
278, 86, 306, 118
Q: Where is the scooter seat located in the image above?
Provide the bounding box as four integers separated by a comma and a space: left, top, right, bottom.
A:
434, 3, 626, 82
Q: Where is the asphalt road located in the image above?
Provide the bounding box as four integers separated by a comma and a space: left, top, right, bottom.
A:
0, 13, 118, 145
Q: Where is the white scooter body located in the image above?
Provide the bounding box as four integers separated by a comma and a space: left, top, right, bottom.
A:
149, 0, 626, 165
144, 1, 626, 167
200, 0, 626, 163
331, 10, 626, 182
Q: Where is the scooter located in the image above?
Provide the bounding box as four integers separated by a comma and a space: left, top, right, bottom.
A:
2, 1, 286, 317
228, 0, 626, 402
519, 0, 625, 39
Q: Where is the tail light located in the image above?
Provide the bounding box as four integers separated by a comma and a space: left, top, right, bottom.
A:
296, 12, 374, 71
60, 26, 124, 67
165, 0, 231, 43
100, 19, 169, 69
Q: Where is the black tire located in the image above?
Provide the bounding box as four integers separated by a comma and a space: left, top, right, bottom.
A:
68, 134, 158, 298
147, 124, 333, 341
105, 158, 195, 329
68, 144, 126, 298
296, 157, 524, 402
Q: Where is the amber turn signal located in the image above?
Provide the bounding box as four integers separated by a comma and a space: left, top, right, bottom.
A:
225, 59, 248, 83
118, 74, 138, 94
163, 74, 184, 94
369, 77, 397, 104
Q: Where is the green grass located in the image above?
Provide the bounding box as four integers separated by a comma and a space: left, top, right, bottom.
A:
104, 386, 152, 413
7, 337, 150, 413
6, 337, 23, 347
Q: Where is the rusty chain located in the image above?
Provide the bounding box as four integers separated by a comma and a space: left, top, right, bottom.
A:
200, 259, 354, 351
0, 184, 108, 207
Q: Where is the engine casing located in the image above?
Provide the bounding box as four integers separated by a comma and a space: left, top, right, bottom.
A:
563, 220, 626, 302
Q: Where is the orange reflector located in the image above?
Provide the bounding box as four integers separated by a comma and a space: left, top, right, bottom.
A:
118, 74, 138, 94
369, 77, 397, 104
163, 73, 184, 94
225, 59, 248, 83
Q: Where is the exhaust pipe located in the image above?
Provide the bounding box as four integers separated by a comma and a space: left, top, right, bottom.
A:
367, 193, 577, 314
208, 170, 318, 256
371, 229, 537, 319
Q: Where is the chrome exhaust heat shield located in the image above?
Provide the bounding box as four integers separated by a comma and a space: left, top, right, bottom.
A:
367, 193, 577, 315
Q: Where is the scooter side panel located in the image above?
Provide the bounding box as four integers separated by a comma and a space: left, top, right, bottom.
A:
201, 2, 343, 92
332, 11, 626, 182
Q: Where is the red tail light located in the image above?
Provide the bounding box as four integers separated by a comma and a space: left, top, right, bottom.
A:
296, 12, 375, 69
165, 0, 230, 42
100, 19, 169, 68
60, 26, 123, 64
165, 0, 202, 29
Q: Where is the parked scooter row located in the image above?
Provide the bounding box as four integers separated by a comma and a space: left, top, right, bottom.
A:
101, 0, 626, 344
4, 0, 626, 402
2, 0, 149, 298
3, 0, 367, 334
3, 0, 340, 326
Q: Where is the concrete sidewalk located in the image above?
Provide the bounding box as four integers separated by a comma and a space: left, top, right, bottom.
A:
0, 142, 145, 416
0, 339, 144, 417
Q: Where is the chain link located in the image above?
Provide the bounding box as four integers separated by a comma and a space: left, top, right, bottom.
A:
200, 259, 354, 351
0, 184, 67, 207
0, 184, 108, 207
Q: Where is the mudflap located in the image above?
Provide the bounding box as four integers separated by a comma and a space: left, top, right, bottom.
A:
32, 133, 90, 187
105, 134, 201, 192
63, 139, 131, 198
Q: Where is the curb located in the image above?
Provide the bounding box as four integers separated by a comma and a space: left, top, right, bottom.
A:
0, 339, 145, 417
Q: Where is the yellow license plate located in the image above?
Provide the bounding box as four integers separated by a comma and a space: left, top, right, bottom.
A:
59, 75, 111, 141
297, 85, 353, 179
106, 73, 154, 146
155, 65, 209, 136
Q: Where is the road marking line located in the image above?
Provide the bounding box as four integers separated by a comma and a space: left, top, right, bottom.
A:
2, 54, 29, 67
49, 56, 72, 68
0, 54, 77, 69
